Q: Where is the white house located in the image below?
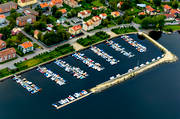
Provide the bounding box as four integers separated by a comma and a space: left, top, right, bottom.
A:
18, 41, 34, 54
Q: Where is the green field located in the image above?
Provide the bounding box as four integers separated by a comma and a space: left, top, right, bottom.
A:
112, 26, 137, 34
91, 0, 104, 7
163, 25, 180, 31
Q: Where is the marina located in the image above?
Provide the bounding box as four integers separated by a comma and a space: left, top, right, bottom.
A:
0, 32, 178, 119
12, 75, 41, 94
106, 40, 135, 58
90, 46, 119, 65
121, 35, 147, 52
54, 59, 88, 79
72, 52, 104, 71
37, 66, 66, 86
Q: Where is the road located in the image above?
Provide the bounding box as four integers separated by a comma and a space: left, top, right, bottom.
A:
0, 24, 135, 70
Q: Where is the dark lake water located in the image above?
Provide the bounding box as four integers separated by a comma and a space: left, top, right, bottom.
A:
0, 33, 179, 119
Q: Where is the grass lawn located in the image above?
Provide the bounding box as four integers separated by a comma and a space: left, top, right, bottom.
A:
112, 26, 137, 34
91, 0, 104, 7
163, 25, 180, 31
0, 68, 12, 79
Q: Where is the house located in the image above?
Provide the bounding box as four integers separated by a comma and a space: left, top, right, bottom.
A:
11, 28, 21, 35
57, 17, 67, 24
39, 2, 49, 11
161, 0, 170, 2
49, 0, 63, 8
92, 7, 98, 10
117, 2, 123, 9
34, 30, 39, 39
170, 9, 180, 17
163, 4, 171, 13
83, 16, 102, 31
24, 8, 39, 16
18, 41, 34, 54
0, 48, 16, 62
78, 10, 91, 19
0, 15, 6, 24
18, 0, 38, 7
59, 9, 67, 14
99, 13, 107, 19
0, 40, 6, 50
63, 0, 78, 8
146, 5, 156, 15
138, 12, 146, 16
164, 14, 176, 21
0, 2, 17, 14
16, 15, 36, 27
69, 24, 82, 35
111, 11, 120, 17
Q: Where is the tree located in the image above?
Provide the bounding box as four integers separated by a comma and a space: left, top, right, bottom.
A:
55, 11, 62, 18
102, 19, 109, 27
171, 0, 178, 9
153, 0, 161, 6
51, 5, 58, 15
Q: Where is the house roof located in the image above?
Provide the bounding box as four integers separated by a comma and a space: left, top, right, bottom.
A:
146, 5, 155, 12
59, 9, 67, 14
70, 24, 82, 31
20, 41, 33, 49
163, 14, 175, 18
79, 10, 91, 15
40, 2, 49, 8
0, 48, 16, 57
24, 8, 39, 16
49, 0, 63, 7
100, 13, 107, 17
163, 4, 171, 10
170, 9, 179, 15
0, 14, 6, 19
138, 12, 146, 15
111, 11, 120, 17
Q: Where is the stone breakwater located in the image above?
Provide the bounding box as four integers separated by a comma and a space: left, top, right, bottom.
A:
90, 32, 178, 93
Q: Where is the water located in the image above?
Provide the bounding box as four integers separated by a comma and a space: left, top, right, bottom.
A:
0, 33, 179, 119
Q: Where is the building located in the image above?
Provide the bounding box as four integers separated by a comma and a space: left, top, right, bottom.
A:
163, 4, 171, 13
83, 16, 102, 31
18, 0, 38, 7
24, 8, 39, 16
59, 9, 67, 14
111, 11, 120, 17
39, 2, 49, 11
0, 40, 6, 50
0, 48, 16, 62
63, 0, 78, 8
18, 41, 34, 54
0, 2, 17, 14
164, 14, 175, 21
69, 24, 82, 35
146, 5, 156, 15
78, 10, 91, 19
34, 30, 39, 39
0, 15, 6, 24
16, 15, 36, 27
49, 0, 63, 8
99, 13, 107, 19
138, 12, 146, 16
117, 2, 123, 9
11, 28, 21, 35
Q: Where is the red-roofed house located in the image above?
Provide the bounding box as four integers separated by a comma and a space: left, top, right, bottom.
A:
18, 41, 34, 54
0, 48, 16, 62
49, 0, 63, 8
83, 16, 102, 31
163, 4, 171, 13
146, 5, 156, 15
170, 9, 180, 17
78, 10, 91, 19
138, 12, 146, 16
111, 11, 120, 17
0, 40, 6, 50
59, 9, 67, 14
0, 14, 6, 24
16, 15, 36, 27
69, 24, 82, 35
99, 13, 107, 19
